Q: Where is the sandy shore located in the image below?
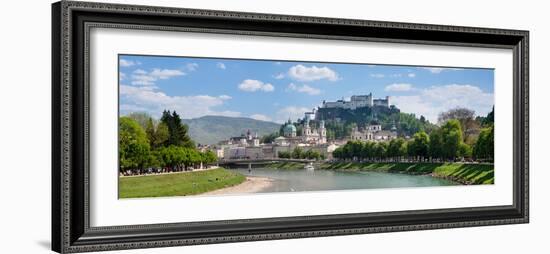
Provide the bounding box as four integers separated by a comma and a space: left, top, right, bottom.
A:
200, 176, 273, 196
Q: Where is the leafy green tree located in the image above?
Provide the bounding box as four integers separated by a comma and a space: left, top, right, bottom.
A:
429, 129, 443, 159
260, 133, 279, 144
481, 106, 494, 126
440, 120, 463, 160
407, 131, 430, 159
347, 140, 363, 159
332, 147, 344, 159
304, 149, 321, 160
127, 112, 153, 130
292, 147, 304, 159
458, 142, 473, 158
361, 141, 375, 159
374, 142, 388, 159
438, 107, 479, 144
202, 150, 218, 165
278, 151, 291, 158
387, 138, 407, 160
145, 118, 155, 146
119, 117, 150, 171
144, 117, 170, 149
473, 125, 494, 160
154, 122, 169, 147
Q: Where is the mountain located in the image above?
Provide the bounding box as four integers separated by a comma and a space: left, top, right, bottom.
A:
181, 116, 280, 145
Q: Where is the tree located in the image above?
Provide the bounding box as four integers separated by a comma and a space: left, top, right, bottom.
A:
202, 150, 218, 165
160, 110, 194, 148
458, 142, 472, 158
278, 151, 291, 158
374, 142, 388, 159
332, 147, 344, 159
387, 138, 407, 160
292, 147, 304, 159
145, 117, 155, 147
127, 112, 153, 130
347, 140, 363, 160
119, 117, 150, 171
438, 107, 479, 144
440, 120, 463, 160
473, 125, 494, 160
154, 122, 169, 147
361, 141, 375, 159
408, 131, 430, 159
304, 149, 321, 160
429, 129, 443, 159
260, 133, 279, 144
479, 106, 494, 126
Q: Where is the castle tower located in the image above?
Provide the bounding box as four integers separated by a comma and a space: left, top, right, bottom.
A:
367, 93, 373, 107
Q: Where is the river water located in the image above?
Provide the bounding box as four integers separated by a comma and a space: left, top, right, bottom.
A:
230, 167, 458, 193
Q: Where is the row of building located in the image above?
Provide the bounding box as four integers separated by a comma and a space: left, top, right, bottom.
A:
210, 122, 397, 161
205, 93, 398, 160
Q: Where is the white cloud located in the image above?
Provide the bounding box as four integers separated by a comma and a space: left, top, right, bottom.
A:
131, 70, 157, 86
130, 68, 185, 86
408, 73, 416, 78
370, 74, 385, 78
238, 79, 275, 92
288, 64, 339, 82
120, 85, 240, 118
216, 62, 226, 70
119, 59, 136, 67
422, 67, 445, 74
250, 114, 272, 122
391, 84, 493, 123
385, 83, 414, 92
218, 95, 232, 100
275, 106, 310, 123
185, 63, 199, 72
119, 72, 126, 81
150, 68, 186, 79
273, 73, 285, 79
421, 67, 463, 74
287, 83, 321, 95
133, 69, 147, 75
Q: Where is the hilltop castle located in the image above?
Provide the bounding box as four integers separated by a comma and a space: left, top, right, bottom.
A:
322, 93, 390, 110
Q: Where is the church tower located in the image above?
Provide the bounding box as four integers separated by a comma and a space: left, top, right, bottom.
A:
319, 120, 327, 144
304, 119, 312, 136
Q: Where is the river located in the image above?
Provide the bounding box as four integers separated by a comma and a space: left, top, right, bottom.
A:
229, 167, 458, 193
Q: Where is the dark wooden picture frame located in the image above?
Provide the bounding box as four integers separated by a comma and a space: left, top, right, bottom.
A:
52, 1, 529, 253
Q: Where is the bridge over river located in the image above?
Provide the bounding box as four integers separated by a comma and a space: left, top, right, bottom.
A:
218, 158, 314, 169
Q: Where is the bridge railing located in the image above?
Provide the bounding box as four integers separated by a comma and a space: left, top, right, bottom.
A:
219, 158, 315, 163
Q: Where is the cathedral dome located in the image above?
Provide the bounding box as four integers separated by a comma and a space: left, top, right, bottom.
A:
283, 123, 296, 133
283, 123, 297, 137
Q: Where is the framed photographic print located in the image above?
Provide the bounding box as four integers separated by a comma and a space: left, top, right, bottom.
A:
52, 1, 529, 253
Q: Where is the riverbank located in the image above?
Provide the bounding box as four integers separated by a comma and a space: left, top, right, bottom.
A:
200, 176, 273, 196
119, 168, 246, 198
319, 162, 494, 185
264, 161, 308, 170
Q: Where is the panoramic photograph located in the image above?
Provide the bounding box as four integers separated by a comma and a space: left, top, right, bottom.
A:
118, 55, 495, 199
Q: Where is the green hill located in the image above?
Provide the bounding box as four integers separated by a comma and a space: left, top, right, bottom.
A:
313, 105, 436, 139
182, 116, 280, 145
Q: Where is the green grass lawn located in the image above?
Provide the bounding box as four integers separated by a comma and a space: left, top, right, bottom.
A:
119, 168, 246, 198
319, 162, 494, 185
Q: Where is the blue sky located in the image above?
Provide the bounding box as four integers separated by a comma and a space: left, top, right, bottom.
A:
119, 55, 494, 124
